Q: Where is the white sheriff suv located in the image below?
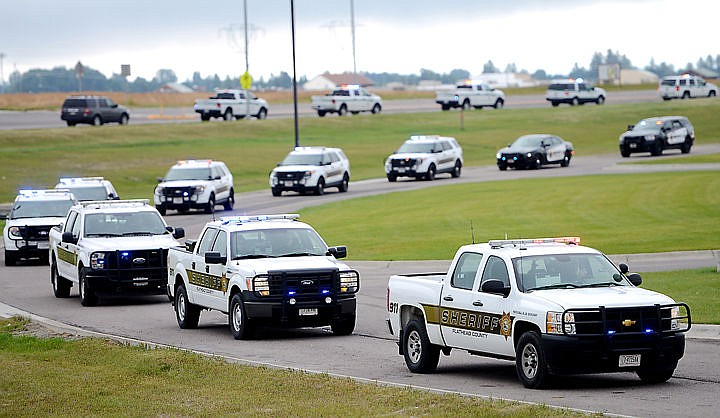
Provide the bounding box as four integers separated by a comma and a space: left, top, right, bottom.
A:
269, 147, 350, 196
154, 160, 235, 215
384, 135, 463, 182
55, 177, 119, 201
659, 74, 718, 100
386, 237, 691, 389
3, 189, 76, 266
167, 214, 359, 339
546, 78, 606, 107
48, 199, 185, 306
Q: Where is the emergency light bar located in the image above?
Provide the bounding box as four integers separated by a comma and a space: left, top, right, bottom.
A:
18, 189, 73, 197
78, 199, 149, 209
58, 176, 105, 183
220, 214, 300, 225
489, 237, 580, 248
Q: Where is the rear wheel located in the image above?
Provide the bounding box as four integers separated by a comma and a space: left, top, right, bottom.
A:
451, 160, 462, 177
516, 331, 549, 389
79, 268, 97, 307
317, 110, 326, 117
551, 101, 559, 107
66, 121, 76, 127
175, 284, 200, 329
256, 107, 267, 119
51, 259, 71, 298
223, 189, 234, 211
92, 115, 102, 126
709, 91, 716, 97
223, 109, 233, 120
403, 320, 440, 373
338, 105, 347, 116
682, 91, 690, 99
229, 294, 254, 339
440, 104, 450, 111
200, 114, 211, 121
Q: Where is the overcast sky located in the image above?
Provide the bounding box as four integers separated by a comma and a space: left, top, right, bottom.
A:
1, 0, 718, 83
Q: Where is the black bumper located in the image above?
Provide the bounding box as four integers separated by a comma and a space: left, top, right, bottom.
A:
195, 109, 223, 118
157, 197, 206, 211
85, 269, 167, 296
6, 244, 48, 259
541, 333, 685, 375
273, 182, 319, 194
244, 294, 356, 327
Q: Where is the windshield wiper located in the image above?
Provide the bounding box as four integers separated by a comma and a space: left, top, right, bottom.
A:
232, 254, 277, 260
121, 232, 155, 236
85, 233, 123, 237
278, 252, 319, 257
577, 282, 623, 288
526, 283, 580, 291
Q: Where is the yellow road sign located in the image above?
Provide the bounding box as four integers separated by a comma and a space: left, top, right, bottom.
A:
241, 72, 252, 90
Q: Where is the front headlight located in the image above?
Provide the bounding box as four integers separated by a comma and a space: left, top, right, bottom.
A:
90, 252, 107, 269
251, 275, 270, 296
546, 311, 575, 335
8, 226, 23, 239
155, 186, 164, 195
496, 153, 502, 159
527, 152, 533, 158
339, 270, 359, 293
194, 185, 205, 194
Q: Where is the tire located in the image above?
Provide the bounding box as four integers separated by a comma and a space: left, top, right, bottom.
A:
317, 110, 326, 117
51, 259, 71, 298
92, 115, 102, 126
204, 194, 215, 214
551, 101, 559, 107
461, 99, 471, 110
79, 268, 97, 307
494, 99, 504, 109
338, 105, 347, 116
223, 109, 233, 121
516, 331, 549, 389
681, 91, 690, 99
709, 91, 716, 97
175, 284, 200, 329
680, 139, 692, 154
223, 189, 234, 211
200, 114, 211, 121
451, 160, 462, 178
533, 156, 542, 169
331, 314, 355, 336
256, 107, 267, 119
650, 141, 663, 156
402, 320, 440, 373
560, 153, 571, 167
637, 362, 677, 384
229, 293, 254, 340
570, 97, 579, 106
156, 205, 166, 216
338, 173, 349, 193
425, 165, 436, 181
350, 111, 359, 115
371, 104, 381, 114
4, 250, 17, 266
66, 121, 76, 127
235, 115, 246, 120
315, 178, 325, 195
498, 164, 508, 171
621, 146, 631, 158
119, 114, 129, 125
441, 104, 450, 111
271, 187, 282, 197
596, 96, 605, 105
387, 173, 397, 182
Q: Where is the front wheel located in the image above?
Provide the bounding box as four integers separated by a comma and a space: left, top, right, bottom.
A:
637, 362, 677, 384
338, 105, 347, 116
451, 160, 462, 178
331, 314, 355, 335
494, 99, 504, 109
560, 153, 571, 167
79, 269, 98, 307
680, 139, 692, 154
651, 141, 663, 156
371, 104, 381, 114
223, 109, 233, 121
204, 194, 215, 214
51, 260, 71, 298
256, 107, 267, 119
271, 187, 282, 197
596, 96, 605, 105
229, 294, 254, 339
516, 331, 549, 389
620, 146, 631, 158
175, 284, 200, 329
315, 178, 325, 195
119, 114, 129, 125
403, 320, 440, 373
387, 173, 397, 182
338, 173, 349, 193
156, 205, 166, 216
425, 165, 436, 181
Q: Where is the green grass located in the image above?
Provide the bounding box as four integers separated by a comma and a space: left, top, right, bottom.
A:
642, 268, 720, 324
302, 171, 720, 260
2, 99, 719, 203
0, 317, 584, 418
625, 152, 720, 164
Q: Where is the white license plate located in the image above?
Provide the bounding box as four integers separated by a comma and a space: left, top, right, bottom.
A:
629, 143, 638, 148
298, 308, 317, 316
619, 354, 641, 367
173, 197, 183, 204
284, 181, 294, 186
37, 242, 49, 249
397, 168, 405, 173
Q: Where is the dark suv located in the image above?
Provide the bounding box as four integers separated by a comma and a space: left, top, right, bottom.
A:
619, 116, 694, 157
60, 95, 130, 126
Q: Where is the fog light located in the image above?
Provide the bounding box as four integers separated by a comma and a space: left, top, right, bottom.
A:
325, 297, 332, 304
289, 298, 296, 305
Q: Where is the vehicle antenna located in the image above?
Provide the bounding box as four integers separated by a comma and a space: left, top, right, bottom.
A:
470, 220, 475, 244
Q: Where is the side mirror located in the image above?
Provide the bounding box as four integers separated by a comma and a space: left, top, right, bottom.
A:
619, 263, 629, 274
204, 251, 227, 265
327, 246, 347, 259
157, 177, 164, 183
172, 227, 185, 239
185, 240, 197, 252
61, 231, 78, 244
627, 272, 642, 286
0, 212, 7, 220
627, 125, 635, 131
481, 279, 510, 297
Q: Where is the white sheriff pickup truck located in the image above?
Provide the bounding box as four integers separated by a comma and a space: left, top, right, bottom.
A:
194, 89, 268, 121
386, 237, 691, 389
167, 214, 359, 339
435, 81, 505, 110
49, 199, 185, 306
310, 85, 382, 117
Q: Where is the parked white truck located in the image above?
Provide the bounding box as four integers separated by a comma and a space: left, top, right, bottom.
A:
386, 237, 690, 389
435, 81, 505, 110
167, 214, 359, 339
49, 199, 185, 306
194, 89, 268, 121
310, 85, 382, 117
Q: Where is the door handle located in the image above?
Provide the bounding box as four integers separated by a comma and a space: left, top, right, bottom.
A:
443, 296, 453, 302
191, 262, 195, 270
205, 266, 209, 273
473, 301, 483, 307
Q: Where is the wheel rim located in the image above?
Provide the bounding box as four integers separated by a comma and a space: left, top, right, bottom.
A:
80, 276, 86, 299
51, 266, 58, 292
407, 330, 422, 363
232, 302, 243, 331
178, 291, 186, 321
521, 343, 538, 379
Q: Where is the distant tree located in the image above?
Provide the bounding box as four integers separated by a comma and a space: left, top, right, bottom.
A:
504, 63, 517, 73
420, 68, 441, 80
443, 69, 470, 84
532, 69, 549, 80
155, 69, 177, 84
482, 60, 499, 73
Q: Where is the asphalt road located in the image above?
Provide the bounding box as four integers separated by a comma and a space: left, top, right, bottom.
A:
0, 89, 660, 130
2, 147, 720, 417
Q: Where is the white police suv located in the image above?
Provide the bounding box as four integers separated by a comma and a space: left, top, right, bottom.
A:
55, 177, 119, 201
269, 147, 350, 196
384, 135, 463, 182
154, 160, 235, 215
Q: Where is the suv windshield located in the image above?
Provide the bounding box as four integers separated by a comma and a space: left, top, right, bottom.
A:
513, 253, 628, 292
10, 200, 73, 219
397, 142, 436, 153
84, 212, 167, 236
65, 186, 108, 201
230, 228, 327, 259
165, 167, 212, 181
633, 119, 663, 132
281, 154, 323, 166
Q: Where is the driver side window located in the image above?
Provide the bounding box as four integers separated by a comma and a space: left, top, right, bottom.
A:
197, 228, 219, 256
451, 252, 483, 290
480, 256, 510, 291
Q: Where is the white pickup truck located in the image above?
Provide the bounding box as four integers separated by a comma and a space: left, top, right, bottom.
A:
49, 199, 185, 306
310, 85, 382, 117
194, 89, 268, 121
386, 237, 690, 388
167, 214, 359, 339
435, 82, 505, 110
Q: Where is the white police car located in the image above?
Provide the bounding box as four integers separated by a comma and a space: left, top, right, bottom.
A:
55, 177, 119, 201
3, 189, 76, 266
384, 135, 463, 181
269, 147, 351, 196
546, 78, 606, 107
154, 160, 235, 215
659, 74, 718, 100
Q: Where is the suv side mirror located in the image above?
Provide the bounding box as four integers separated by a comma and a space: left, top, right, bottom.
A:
627, 125, 635, 131
61, 231, 78, 245
204, 251, 227, 265
157, 177, 164, 183
481, 279, 510, 297
627, 273, 642, 286
172, 227, 185, 239
327, 246, 347, 259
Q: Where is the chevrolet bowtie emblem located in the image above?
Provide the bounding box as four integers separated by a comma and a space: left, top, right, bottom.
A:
622, 319, 636, 327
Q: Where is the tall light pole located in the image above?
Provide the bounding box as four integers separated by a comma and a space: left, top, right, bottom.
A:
291, 0, 300, 148
350, 0, 357, 84
0, 52, 5, 94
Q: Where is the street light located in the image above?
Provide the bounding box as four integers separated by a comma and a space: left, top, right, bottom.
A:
291, 0, 300, 148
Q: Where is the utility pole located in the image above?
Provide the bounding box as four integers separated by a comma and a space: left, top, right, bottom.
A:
243, 0, 250, 119
350, 0, 357, 84
291, 0, 300, 148
0, 52, 5, 94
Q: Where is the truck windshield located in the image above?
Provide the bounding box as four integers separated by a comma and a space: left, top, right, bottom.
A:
164, 167, 212, 181
64, 186, 108, 201
397, 143, 436, 153
9, 200, 73, 219
84, 212, 167, 236
230, 228, 327, 259
280, 154, 323, 166
512, 253, 629, 292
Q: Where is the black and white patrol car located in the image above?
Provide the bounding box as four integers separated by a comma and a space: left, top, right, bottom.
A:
384, 135, 463, 182
496, 134, 574, 170
619, 116, 695, 157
